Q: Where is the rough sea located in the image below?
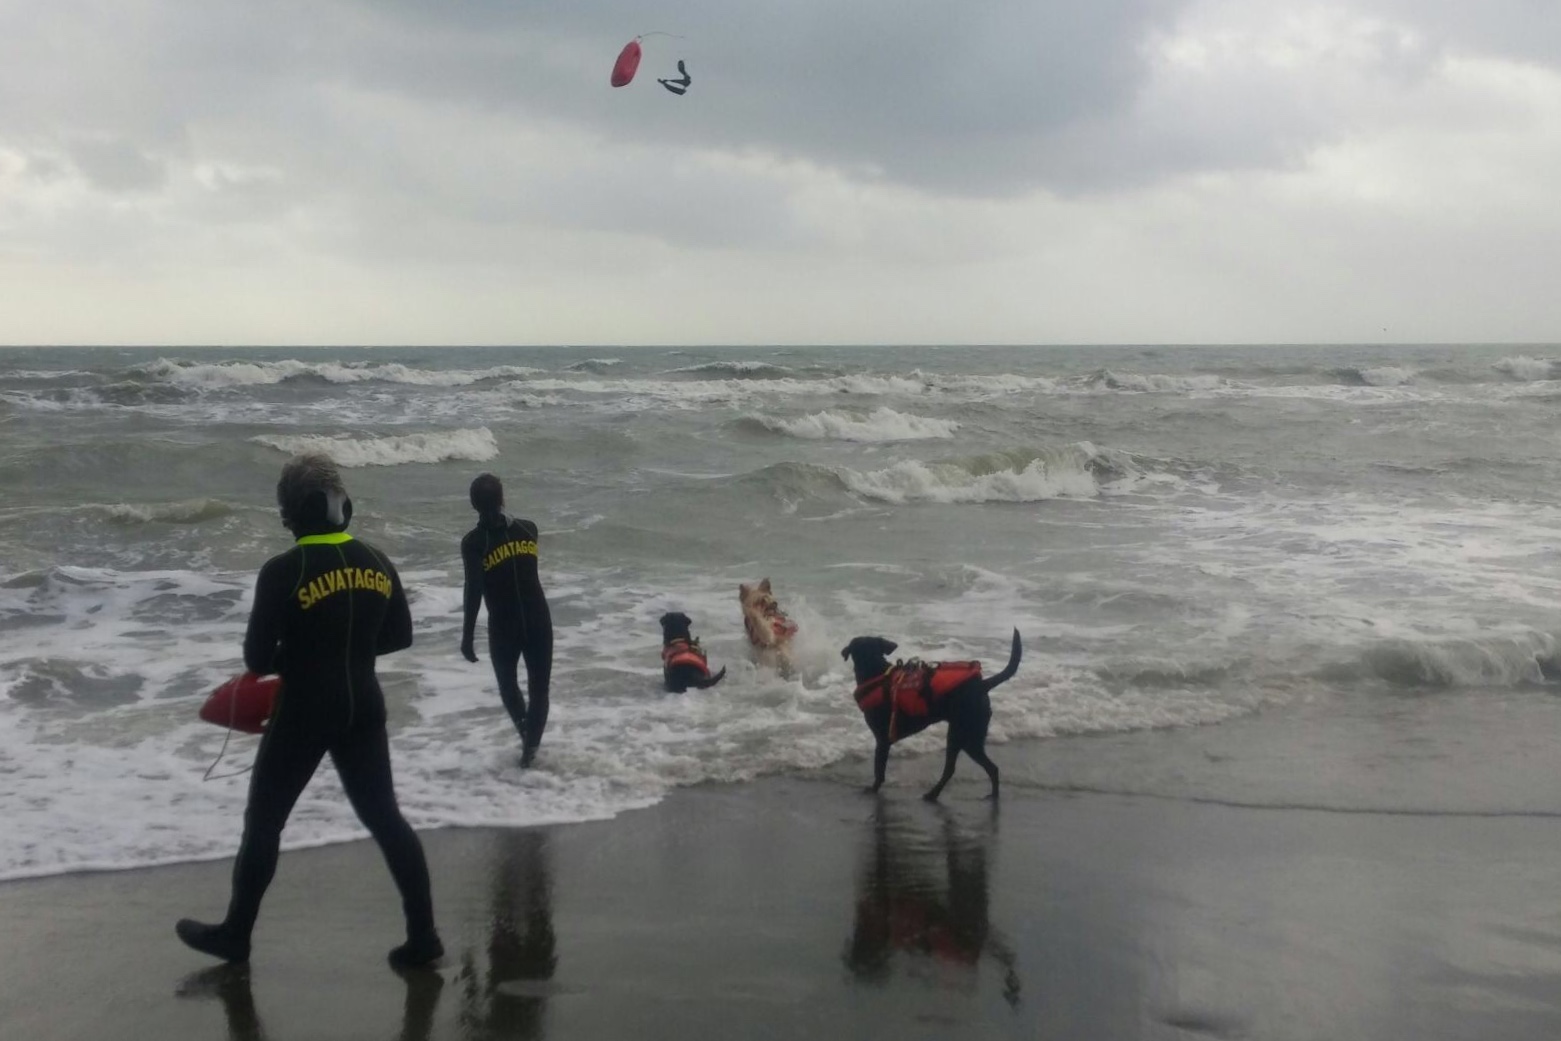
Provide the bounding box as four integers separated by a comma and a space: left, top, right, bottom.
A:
3, 343, 1560, 880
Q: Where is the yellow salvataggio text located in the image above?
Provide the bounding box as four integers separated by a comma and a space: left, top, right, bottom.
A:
298, 567, 393, 610
483, 539, 537, 571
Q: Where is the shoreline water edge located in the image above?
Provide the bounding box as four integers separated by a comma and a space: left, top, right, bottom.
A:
3, 343, 1561, 1034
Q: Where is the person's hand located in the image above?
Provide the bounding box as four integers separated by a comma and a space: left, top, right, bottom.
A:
461, 639, 478, 663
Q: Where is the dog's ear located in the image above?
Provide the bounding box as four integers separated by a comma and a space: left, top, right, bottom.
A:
738, 583, 750, 598
759, 578, 771, 592
659, 612, 674, 628
842, 637, 873, 661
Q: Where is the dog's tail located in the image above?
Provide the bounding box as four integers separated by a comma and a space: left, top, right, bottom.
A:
980, 629, 1022, 695
690, 666, 727, 689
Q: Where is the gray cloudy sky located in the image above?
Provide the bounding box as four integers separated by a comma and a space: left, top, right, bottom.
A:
2, 0, 1558, 345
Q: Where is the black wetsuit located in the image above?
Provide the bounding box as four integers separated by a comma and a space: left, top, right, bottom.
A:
462, 514, 553, 752
229, 531, 435, 943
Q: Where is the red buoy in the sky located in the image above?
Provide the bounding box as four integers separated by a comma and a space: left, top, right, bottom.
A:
611, 39, 642, 87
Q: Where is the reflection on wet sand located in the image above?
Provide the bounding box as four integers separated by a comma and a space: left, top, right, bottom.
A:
176, 965, 267, 1041
843, 801, 1021, 1008
174, 962, 444, 1041
457, 829, 558, 1040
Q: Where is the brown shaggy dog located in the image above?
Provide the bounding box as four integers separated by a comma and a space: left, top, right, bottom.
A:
738, 578, 798, 677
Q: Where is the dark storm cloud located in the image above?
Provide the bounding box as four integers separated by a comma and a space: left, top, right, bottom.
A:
0, 0, 1191, 198
324, 0, 1194, 196
318, 0, 1558, 197
9, 0, 1553, 207
4, 0, 1557, 272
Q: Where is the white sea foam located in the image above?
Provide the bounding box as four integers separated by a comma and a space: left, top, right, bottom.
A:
508, 374, 931, 407
137, 358, 545, 390
98, 499, 235, 525
1352, 633, 1560, 688
3, 485, 1558, 879
9, 344, 1561, 880
860, 371, 1061, 398
1089, 371, 1227, 394
1237, 383, 1431, 405
669, 360, 796, 379
1493, 355, 1560, 381
250, 427, 499, 467
839, 449, 1104, 504
0, 550, 1298, 881
1358, 366, 1417, 386
0, 369, 88, 381
761, 407, 959, 442
0, 390, 65, 412
0, 563, 1229, 880
502, 369, 1058, 413
0, 388, 108, 412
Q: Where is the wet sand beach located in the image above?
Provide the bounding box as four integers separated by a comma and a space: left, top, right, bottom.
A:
6, 718, 1561, 1041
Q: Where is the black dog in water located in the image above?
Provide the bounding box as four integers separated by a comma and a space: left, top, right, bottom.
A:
841, 630, 1021, 801
659, 612, 728, 693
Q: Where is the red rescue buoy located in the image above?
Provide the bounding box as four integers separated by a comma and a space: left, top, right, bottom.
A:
199, 672, 279, 734
611, 38, 642, 87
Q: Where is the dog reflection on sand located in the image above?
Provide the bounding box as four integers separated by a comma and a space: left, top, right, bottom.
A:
843, 804, 1021, 1008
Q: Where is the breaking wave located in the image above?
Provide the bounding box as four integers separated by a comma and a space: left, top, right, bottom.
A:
669, 361, 796, 380
1493, 356, 1561, 381
1085, 370, 1227, 394
838, 444, 1128, 504
0, 369, 88, 382
250, 427, 499, 467
739, 461, 852, 502
133, 359, 544, 390
1323, 632, 1561, 689
750, 407, 959, 442
566, 358, 623, 373
98, 499, 235, 525
1331, 366, 1417, 387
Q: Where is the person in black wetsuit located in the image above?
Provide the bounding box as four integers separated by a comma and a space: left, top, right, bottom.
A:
460, 473, 553, 767
176, 453, 442, 970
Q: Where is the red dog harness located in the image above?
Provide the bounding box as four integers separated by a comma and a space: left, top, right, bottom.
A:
662, 638, 713, 678
854, 659, 983, 740
744, 602, 798, 645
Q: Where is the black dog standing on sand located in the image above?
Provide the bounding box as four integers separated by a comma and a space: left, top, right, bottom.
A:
658, 612, 728, 693
842, 630, 1021, 801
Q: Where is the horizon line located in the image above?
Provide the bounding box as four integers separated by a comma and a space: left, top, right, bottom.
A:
2, 340, 1558, 351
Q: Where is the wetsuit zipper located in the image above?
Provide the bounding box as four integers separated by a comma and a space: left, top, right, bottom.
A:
484, 521, 530, 643
335, 543, 355, 728
511, 519, 530, 645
